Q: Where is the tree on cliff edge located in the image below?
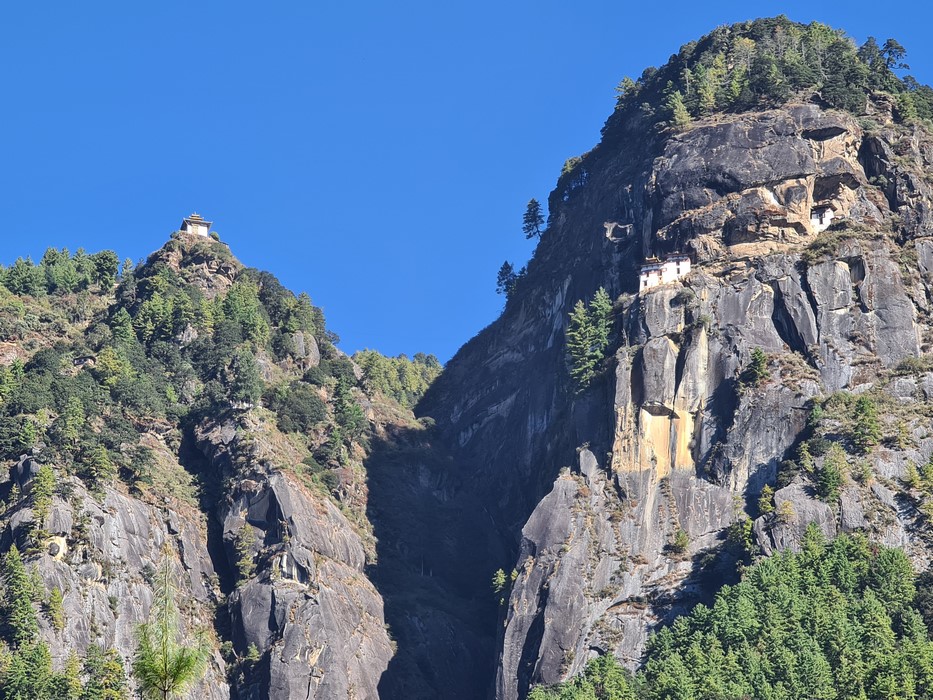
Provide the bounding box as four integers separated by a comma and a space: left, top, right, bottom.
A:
522, 199, 545, 239
496, 261, 517, 297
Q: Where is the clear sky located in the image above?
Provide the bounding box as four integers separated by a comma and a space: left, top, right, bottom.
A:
2, 1, 932, 362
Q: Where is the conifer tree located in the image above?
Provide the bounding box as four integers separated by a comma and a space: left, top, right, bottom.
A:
110, 308, 136, 345
2, 641, 53, 699
51, 652, 83, 700
566, 300, 597, 388
665, 89, 691, 129
566, 288, 613, 390
31, 464, 55, 526
522, 199, 545, 239
90, 250, 120, 288
588, 288, 612, 351
84, 645, 129, 700
227, 348, 262, 406
851, 395, 881, 453
2, 546, 38, 647
496, 262, 517, 297
132, 558, 209, 699
46, 586, 64, 631
61, 396, 86, 447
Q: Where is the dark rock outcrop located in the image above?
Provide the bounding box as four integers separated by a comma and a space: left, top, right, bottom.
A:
194, 415, 394, 700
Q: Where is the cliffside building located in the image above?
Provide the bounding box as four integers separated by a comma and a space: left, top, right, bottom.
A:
181, 213, 212, 237
639, 254, 691, 291
810, 204, 836, 233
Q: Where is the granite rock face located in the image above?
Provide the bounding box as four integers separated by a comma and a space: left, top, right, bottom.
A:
3, 455, 230, 699
413, 101, 933, 699
193, 415, 394, 700
4, 93, 933, 700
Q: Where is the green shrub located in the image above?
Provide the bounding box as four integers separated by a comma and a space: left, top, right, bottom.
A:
670, 528, 690, 553
266, 382, 327, 433
740, 348, 770, 388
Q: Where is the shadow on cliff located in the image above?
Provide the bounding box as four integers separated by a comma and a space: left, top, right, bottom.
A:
364, 421, 506, 700
176, 427, 247, 693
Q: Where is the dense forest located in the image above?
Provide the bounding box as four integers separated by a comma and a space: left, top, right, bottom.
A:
531, 528, 933, 699
613, 16, 933, 129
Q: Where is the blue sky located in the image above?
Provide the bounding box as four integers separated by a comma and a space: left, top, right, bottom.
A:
1, 1, 931, 362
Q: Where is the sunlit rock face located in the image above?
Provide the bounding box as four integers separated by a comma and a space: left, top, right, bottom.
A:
415, 94, 933, 699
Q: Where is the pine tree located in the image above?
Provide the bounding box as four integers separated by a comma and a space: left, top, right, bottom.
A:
614, 76, 636, 102
522, 199, 545, 239
46, 586, 64, 632
2, 641, 53, 699
588, 288, 612, 352
61, 396, 86, 447
737, 348, 771, 390
5, 257, 45, 296
565, 288, 614, 390
851, 395, 881, 453
227, 348, 262, 406
51, 651, 83, 699
90, 250, 120, 288
31, 465, 56, 526
566, 300, 598, 388
2, 546, 38, 647
85, 446, 116, 487
816, 444, 847, 503
110, 308, 136, 345
84, 645, 128, 700
496, 261, 517, 297
758, 484, 775, 515
132, 558, 209, 699
665, 89, 691, 129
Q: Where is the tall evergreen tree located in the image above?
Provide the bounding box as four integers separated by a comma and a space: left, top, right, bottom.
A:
2, 546, 38, 647
132, 558, 209, 699
83, 645, 128, 700
665, 89, 691, 129
51, 652, 83, 700
522, 199, 545, 239
496, 261, 517, 297
566, 288, 613, 390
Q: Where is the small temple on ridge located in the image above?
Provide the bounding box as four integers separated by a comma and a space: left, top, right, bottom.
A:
180, 213, 212, 237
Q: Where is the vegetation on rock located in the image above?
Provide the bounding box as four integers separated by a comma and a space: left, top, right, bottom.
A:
0, 545, 129, 698
523, 199, 545, 240
566, 288, 613, 390
352, 350, 442, 408
132, 557, 209, 699
531, 528, 933, 699
611, 16, 933, 132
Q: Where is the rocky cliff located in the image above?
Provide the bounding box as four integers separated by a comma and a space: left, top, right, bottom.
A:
0, 234, 403, 698
4, 17, 933, 700
408, 22, 933, 700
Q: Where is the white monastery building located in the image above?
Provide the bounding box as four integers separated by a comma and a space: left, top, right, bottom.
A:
181, 213, 212, 237
639, 254, 692, 291
810, 204, 836, 233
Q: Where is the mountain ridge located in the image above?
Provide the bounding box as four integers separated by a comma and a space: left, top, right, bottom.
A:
2, 15, 933, 700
